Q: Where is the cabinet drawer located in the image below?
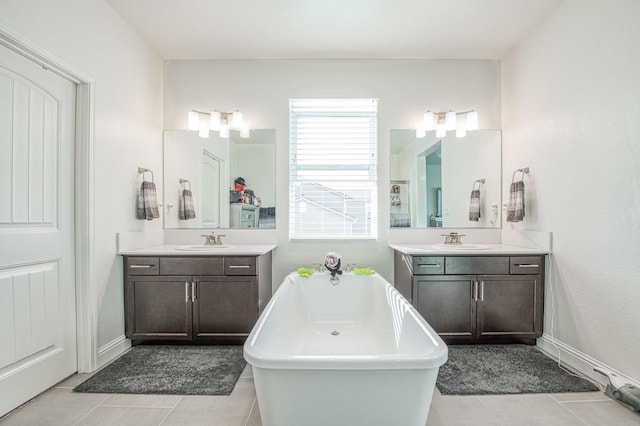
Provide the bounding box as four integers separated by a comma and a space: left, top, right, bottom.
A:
241, 220, 256, 228
446, 257, 509, 275
510, 256, 543, 275
159, 257, 223, 276
224, 257, 257, 275
412, 256, 445, 275
126, 257, 159, 275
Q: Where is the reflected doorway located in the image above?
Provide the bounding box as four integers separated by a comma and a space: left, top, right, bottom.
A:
202, 150, 222, 227
425, 144, 442, 227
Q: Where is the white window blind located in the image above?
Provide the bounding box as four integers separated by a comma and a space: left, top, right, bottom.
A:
289, 98, 378, 239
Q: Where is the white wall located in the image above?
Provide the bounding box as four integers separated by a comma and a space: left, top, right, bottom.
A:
164, 59, 501, 285
502, 0, 640, 383
0, 0, 163, 366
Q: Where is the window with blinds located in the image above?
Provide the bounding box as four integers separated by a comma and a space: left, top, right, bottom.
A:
289, 98, 378, 239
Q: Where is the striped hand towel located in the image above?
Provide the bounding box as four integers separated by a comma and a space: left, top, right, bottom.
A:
506, 180, 525, 222
468, 189, 481, 221
179, 189, 196, 220
136, 180, 160, 220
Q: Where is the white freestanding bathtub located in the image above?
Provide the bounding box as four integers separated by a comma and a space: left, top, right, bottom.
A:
244, 271, 448, 426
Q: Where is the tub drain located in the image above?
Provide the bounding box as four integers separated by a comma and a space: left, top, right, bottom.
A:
331, 330, 340, 336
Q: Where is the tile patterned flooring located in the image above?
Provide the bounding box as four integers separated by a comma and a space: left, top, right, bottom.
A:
1, 366, 638, 426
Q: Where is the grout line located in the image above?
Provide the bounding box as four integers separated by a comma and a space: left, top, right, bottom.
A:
97, 403, 180, 409
158, 396, 183, 426
559, 399, 614, 404
556, 399, 591, 425
72, 395, 111, 425
244, 397, 258, 426
552, 396, 610, 403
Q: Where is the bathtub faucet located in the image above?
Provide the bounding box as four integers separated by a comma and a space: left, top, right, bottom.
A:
324, 252, 342, 285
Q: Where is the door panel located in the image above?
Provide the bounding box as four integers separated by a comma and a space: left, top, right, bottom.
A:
414, 275, 476, 339
0, 43, 76, 417
193, 277, 258, 337
125, 276, 193, 340
477, 275, 541, 337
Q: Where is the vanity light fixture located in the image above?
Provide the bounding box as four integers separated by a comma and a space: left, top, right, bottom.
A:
416, 109, 479, 139
187, 109, 250, 139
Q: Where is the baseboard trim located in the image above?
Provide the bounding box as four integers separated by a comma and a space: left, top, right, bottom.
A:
537, 334, 640, 389
97, 335, 130, 370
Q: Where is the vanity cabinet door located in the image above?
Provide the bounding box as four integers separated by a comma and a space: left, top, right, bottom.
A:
125, 275, 193, 340
414, 275, 476, 340
192, 276, 258, 339
476, 274, 543, 338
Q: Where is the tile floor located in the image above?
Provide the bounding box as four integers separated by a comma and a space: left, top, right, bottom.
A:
1, 366, 638, 426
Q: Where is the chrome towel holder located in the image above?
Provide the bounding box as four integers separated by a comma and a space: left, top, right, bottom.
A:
138, 167, 154, 182
472, 178, 485, 191
179, 178, 191, 190
511, 167, 529, 183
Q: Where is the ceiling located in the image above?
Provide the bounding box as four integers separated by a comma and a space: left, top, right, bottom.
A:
105, 0, 564, 60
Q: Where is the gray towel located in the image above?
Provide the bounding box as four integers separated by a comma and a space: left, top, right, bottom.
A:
506, 180, 525, 222
136, 180, 160, 220
179, 189, 196, 220
468, 189, 481, 221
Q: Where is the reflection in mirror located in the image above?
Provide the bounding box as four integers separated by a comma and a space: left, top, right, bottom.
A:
390, 129, 501, 228
163, 129, 276, 229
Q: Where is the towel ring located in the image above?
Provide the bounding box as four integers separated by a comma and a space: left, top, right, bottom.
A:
179, 178, 191, 190
138, 167, 154, 182
511, 167, 529, 183
472, 178, 485, 191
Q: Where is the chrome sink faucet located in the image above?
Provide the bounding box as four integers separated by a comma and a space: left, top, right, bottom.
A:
201, 233, 217, 245
442, 232, 465, 245
201, 232, 225, 245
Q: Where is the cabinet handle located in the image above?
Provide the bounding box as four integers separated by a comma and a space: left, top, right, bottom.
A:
480, 281, 484, 302
515, 264, 539, 268
418, 264, 440, 268
229, 265, 251, 269
130, 264, 153, 268
473, 281, 478, 301
185, 282, 190, 302
191, 282, 196, 302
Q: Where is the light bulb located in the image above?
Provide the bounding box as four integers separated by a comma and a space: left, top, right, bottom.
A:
219, 123, 230, 138
456, 114, 467, 138
188, 111, 199, 131
436, 125, 446, 138
466, 110, 478, 130
423, 111, 435, 131
209, 111, 221, 130
198, 114, 209, 138
231, 110, 243, 130
445, 110, 456, 131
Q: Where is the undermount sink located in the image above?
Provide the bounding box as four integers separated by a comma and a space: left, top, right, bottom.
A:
175, 245, 232, 251
432, 244, 489, 250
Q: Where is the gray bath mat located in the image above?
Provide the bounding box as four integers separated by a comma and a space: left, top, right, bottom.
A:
74, 345, 246, 395
436, 344, 599, 395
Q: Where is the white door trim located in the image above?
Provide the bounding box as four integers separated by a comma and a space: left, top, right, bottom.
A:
0, 26, 97, 373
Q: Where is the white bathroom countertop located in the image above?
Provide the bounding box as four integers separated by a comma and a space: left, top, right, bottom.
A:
118, 244, 277, 256
389, 243, 549, 255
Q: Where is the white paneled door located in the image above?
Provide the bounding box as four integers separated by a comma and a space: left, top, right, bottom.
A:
0, 44, 77, 416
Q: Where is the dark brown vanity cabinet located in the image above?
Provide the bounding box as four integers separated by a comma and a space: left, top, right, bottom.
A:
124, 256, 260, 343
394, 252, 544, 343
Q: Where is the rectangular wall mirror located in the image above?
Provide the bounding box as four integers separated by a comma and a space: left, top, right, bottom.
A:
390, 129, 502, 229
163, 129, 276, 229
